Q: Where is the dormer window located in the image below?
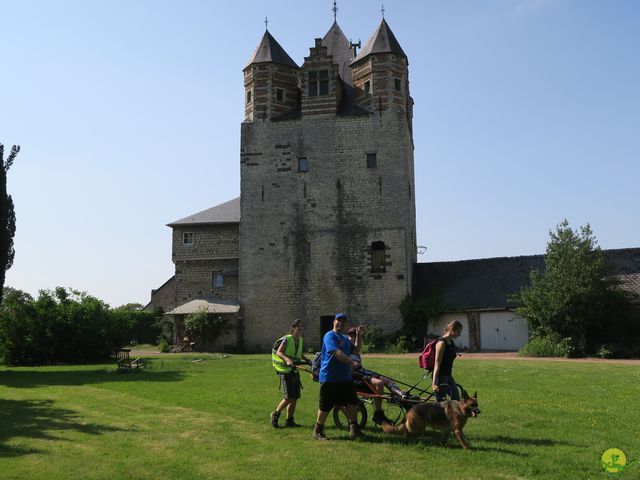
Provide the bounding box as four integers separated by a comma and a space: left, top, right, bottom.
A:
309, 70, 329, 96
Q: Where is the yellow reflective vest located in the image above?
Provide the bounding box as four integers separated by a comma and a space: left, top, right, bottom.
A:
271, 335, 303, 374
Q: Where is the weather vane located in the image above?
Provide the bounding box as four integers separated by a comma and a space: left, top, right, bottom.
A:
333, 1, 338, 22
381, 3, 385, 18
265, 16, 268, 31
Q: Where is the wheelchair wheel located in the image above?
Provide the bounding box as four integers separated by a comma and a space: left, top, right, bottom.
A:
332, 401, 367, 430
382, 397, 409, 426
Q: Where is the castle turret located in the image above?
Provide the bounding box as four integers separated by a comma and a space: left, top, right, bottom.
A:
244, 30, 299, 121
350, 19, 409, 116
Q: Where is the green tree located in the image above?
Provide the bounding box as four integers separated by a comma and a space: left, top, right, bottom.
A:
398, 292, 450, 348
0, 144, 20, 303
513, 220, 636, 355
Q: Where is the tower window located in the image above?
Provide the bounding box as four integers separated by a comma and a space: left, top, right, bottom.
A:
183, 232, 194, 246
298, 158, 309, 172
246, 90, 252, 104
276, 88, 285, 102
394, 78, 402, 92
309, 70, 329, 96
371, 241, 386, 273
366, 153, 377, 169
364, 80, 371, 95
213, 272, 224, 288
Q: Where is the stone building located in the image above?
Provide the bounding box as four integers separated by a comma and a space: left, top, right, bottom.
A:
148, 198, 242, 348
239, 19, 416, 350
147, 18, 417, 351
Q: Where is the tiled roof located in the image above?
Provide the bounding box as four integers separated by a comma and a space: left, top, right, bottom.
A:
167, 197, 239, 227
351, 19, 407, 65
413, 248, 640, 310
245, 30, 298, 69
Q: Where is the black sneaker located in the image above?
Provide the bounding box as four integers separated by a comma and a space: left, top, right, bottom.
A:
284, 418, 301, 428
348, 423, 365, 440
270, 411, 280, 428
312, 424, 328, 440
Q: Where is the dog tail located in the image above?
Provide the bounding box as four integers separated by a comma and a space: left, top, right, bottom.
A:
382, 421, 407, 436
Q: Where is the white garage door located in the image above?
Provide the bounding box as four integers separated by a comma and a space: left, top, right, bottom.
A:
480, 311, 528, 351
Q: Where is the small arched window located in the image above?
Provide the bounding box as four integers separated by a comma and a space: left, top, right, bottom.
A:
371, 241, 386, 273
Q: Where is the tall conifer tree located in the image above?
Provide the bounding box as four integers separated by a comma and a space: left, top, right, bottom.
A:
0, 143, 20, 302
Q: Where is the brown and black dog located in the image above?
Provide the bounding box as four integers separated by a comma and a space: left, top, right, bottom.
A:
382, 391, 480, 449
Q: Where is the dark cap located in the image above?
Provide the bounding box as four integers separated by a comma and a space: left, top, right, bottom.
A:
335, 312, 348, 320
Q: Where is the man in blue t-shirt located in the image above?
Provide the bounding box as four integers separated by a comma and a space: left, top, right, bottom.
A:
312, 313, 365, 441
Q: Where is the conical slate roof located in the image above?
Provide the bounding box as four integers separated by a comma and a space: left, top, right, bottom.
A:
245, 30, 298, 69
351, 19, 406, 65
322, 21, 353, 85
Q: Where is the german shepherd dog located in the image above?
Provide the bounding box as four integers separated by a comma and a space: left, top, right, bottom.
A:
382, 391, 480, 449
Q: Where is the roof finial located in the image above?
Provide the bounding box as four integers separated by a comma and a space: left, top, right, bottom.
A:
265, 16, 268, 31
381, 3, 385, 18
332, 1, 338, 22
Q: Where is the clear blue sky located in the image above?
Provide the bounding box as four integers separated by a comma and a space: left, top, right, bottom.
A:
1, 0, 639, 307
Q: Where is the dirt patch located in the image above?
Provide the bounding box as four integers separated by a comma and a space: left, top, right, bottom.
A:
366, 351, 640, 365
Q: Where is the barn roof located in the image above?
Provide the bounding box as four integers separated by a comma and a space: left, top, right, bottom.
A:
413, 248, 640, 310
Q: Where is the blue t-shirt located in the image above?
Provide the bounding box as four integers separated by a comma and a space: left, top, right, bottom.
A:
319, 330, 353, 383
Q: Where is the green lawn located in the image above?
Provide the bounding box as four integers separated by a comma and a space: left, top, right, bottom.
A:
1, 354, 638, 480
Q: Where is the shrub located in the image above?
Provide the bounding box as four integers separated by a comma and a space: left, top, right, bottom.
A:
0, 287, 166, 365
184, 310, 227, 349
158, 337, 171, 353
110, 308, 163, 346
385, 335, 410, 354
518, 335, 577, 358
361, 325, 385, 353
361, 327, 410, 354
596, 344, 616, 359
0, 287, 117, 365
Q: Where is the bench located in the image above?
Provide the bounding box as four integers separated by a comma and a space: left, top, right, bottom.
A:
115, 348, 143, 372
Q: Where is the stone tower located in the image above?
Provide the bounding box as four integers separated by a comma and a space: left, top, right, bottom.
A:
240, 19, 417, 350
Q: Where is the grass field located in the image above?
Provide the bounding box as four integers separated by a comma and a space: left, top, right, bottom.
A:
1, 353, 638, 480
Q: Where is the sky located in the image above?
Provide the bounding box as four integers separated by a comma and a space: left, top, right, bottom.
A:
1, 0, 639, 307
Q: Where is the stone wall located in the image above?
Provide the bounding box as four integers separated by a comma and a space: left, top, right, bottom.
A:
145, 275, 177, 313
240, 105, 416, 351
172, 223, 240, 304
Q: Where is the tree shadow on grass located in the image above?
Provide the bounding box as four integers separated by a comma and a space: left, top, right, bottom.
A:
0, 367, 184, 389
0, 399, 129, 458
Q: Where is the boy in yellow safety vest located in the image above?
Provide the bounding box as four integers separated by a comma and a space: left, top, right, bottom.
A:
270, 319, 312, 428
